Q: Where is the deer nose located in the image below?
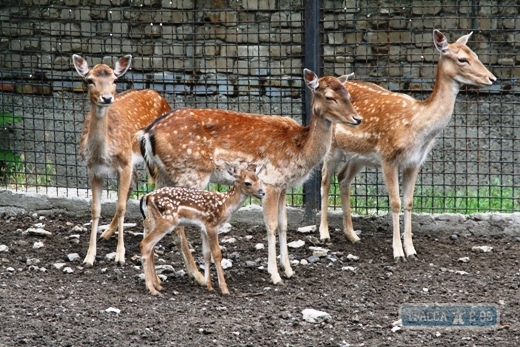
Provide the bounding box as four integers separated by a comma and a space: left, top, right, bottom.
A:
101, 96, 113, 104
256, 190, 265, 199
353, 117, 362, 125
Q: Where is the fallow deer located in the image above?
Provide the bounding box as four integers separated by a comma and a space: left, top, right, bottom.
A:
140, 164, 265, 295
138, 69, 362, 284
319, 30, 496, 260
73, 54, 171, 266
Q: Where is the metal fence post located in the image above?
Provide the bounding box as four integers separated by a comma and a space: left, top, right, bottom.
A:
303, 0, 322, 223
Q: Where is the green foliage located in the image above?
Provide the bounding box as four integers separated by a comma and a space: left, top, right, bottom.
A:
0, 112, 23, 184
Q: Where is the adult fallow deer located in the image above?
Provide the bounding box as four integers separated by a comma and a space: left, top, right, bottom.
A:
140, 164, 265, 295
73, 54, 171, 266
138, 69, 361, 284
319, 30, 496, 260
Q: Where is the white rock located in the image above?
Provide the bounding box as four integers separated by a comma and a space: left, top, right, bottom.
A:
218, 223, 232, 234
26, 258, 40, 266
455, 270, 469, 275
67, 253, 80, 262
105, 307, 121, 314
98, 223, 135, 232
254, 243, 264, 250
346, 254, 359, 261
221, 237, 236, 244
33, 241, 44, 249
0, 245, 9, 252
71, 225, 87, 232
342, 266, 356, 272
300, 259, 309, 265
391, 326, 402, 333
68, 234, 80, 240
458, 257, 470, 263
6, 267, 15, 272
287, 240, 305, 249
392, 319, 402, 327
63, 267, 74, 274
302, 308, 331, 323
423, 288, 428, 293
309, 246, 329, 257
33, 223, 45, 228
105, 252, 117, 261
155, 265, 175, 274
221, 258, 232, 269
27, 228, 52, 236
472, 246, 493, 253
297, 225, 316, 233
53, 263, 66, 269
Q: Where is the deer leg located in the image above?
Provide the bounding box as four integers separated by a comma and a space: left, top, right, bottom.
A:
207, 226, 229, 295
262, 187, 283, 285
381, 162, 405, 261
319, 149, 343, 242
200, 228, 214, 292
277, 189, 293, 279
337, 162, 364, 244
84, 176, 103, 266
142, 205, 161, 286
111, 167, 133, 264
140, 222, 172, 295
402, 166, 420, 259
173, 226, 206, 286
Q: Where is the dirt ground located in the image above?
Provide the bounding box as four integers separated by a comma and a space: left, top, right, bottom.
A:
0, 212, 519, 347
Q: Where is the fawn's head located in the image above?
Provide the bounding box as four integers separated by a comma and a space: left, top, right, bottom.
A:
72, 54, 132, 108
433, 29, 496, 87
225, 163, 265, 200
304, 69, 362, 127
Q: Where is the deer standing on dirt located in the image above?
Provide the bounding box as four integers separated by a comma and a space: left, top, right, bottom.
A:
319, 30, 496, 260
138, 69, 362, 285
140, 164, 265, 295
73, 54, 171, 266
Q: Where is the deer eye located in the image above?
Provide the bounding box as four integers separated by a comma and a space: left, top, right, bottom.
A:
245, 182, 252, 187
458, 58, 469, 64
326, 97, 337, 103
86, 79, 95, 85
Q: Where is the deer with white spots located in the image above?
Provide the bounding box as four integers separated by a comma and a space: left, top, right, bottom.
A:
73, 54, 171, 266
137, 69, 361, 285
319, 30, 496, 260
140, 164, 265, 295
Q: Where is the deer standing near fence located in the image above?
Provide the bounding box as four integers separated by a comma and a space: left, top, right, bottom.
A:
138, 69, 362, 285
73, 54, 172, 266
140, 164, 265, 295
319, 30, 496, 260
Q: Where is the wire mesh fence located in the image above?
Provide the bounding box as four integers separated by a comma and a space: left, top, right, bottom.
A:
0, 0, 518, 215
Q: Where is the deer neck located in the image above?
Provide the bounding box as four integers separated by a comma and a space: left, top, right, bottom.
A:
420, 57, 461, 127
86, 103, 111, 159
301, 107, 334, 167
222, 185, 248, 218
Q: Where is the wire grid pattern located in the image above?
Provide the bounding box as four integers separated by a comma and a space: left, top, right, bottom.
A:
0, 0, 518, 214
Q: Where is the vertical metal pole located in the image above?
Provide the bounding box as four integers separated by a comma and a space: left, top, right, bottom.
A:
303, 0, 322, 223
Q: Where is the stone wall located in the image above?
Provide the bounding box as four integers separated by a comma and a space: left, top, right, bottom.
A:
0, 0, 518, 212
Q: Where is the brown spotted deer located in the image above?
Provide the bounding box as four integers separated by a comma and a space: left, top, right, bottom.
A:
140, 164, 265, 295
73, 54, 171, 266
137, 69, 361, 285
319, 30, 496, 260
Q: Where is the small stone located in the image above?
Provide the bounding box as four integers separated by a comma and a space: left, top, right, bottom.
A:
0, 245, 8, 253
346, 254, 359, 261
155, 265, 175, 274
302, 308, 331, 323
6, 267, 15, 272
254, 243, 264, 250
221, 237, 236, 244
221, 258, 232, 269
450, 234, 458, 240
306, 256, 320, 263
71, 225, 87, 232
53, 263, 66, 269
309, 246, 328, 257
472, 246, 493, 253
297, 225, 316, 233
287, 240, 305, 248
105, 252, 117, 261
245, 260, 257, 268
105, 307, 120, 314
300, 259, 309, 265
33, 241, 44, 249
391, 326, 402, 333
26, 258, 40, 266
63, 267, 74, 274
67, 253, 80, 262
458, 257, 470, 263
218, 223, 232, 234
27, 228, 52, 236
342, 266, 356, 272
455, 270, 469, 275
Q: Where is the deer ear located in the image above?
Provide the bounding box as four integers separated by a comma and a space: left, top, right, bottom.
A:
433, 29, 449, 54
255, 164, 263, 175
225, 162, 237, 177
337, 72, 355, 84
304, 68, 319, 92
455, 31, 473, 46
72, 54, 89, 78
114, 55, 132, 78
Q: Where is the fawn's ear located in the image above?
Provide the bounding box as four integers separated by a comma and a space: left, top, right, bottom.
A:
114, 55, 132, 78
225, 162, 237, 177
433, 29, 449, 54
72, 54, 89, 78
337, 72, 355, 84
255, 164, 263, 175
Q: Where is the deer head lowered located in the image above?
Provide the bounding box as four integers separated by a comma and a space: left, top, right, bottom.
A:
140, 164, 265, 295
137, 69, 361, 285
319, 29, 496, 260
73, 54, 171, 266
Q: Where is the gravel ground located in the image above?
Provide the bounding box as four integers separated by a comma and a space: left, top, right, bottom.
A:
1, 213, 519, 347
